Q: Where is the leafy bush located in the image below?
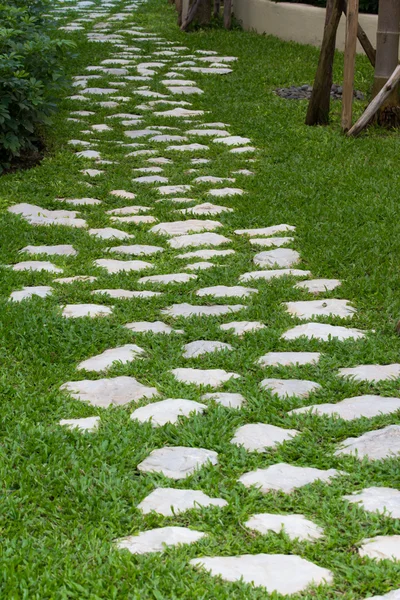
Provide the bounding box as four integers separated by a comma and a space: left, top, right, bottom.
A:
273, 0, 378, 14
0, 1, 73, 171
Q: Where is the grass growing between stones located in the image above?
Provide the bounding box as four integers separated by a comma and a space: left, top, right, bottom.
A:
0, 1, 400, 599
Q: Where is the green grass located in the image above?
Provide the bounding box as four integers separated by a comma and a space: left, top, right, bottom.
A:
0, 1, 400, 599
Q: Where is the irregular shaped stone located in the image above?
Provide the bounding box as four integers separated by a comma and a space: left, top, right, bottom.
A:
77, 344, 144, 372
207, 187, 243, 197
167, 86, 203, 95
230, 146, 256, 154
220, 321, 266, 335
81, 169, 103, 178
190, 554, 333, 594
125, 321, 183, 334
183, 340, 233, 358
131, 398, 206, 426
187, 129, 230, 137
59, 417, 100, 432
154, 107, 204, 117
249, 237, 294, 248
169, 233, 231, 249
94, 259, 153, 273
338, 364, 400, 382
151, 219, 221, 237
157, 185, 192, 195
20, 244, 76, 256
107, 205, 150, 215
295, 278, 342, 294
132, 175, 169, 184
254, 248, 300, 268
184, 261, 214, 271
285, 299, 355, 319
231, 423, 299, 452
177, 249, 235, 259
60, 376, 158, 408
201, 392, 245, 409
150, 134, 188, 143
110, 190, 137, 199
92, 289, 160, 299
81, 87, 118, 95
170, 368, 240, 387
245, 513, 324, 541
62, 302, 113, 319
138, 487, 227, 516
124, 129, 162, 139
54, 276, 96, 284
76, 149, 101, 159
359, 536, 400, 561
261, 378, 321, 399
257, 352, 321, 367
291, 395, 400, 421
11, 261, 62, 273
10, 286, 53, 302
178, 202, 233, 216
89, 228, 134, 240
138, 273, 196, 285
335, 425, 400, 461
116, 526, 205, 554
282, 323, 366, 342
162, 304, 244, 318
108, 244, 163, 256
240, 269, 311, 282
362, 591, 400, 600
196, 285, 257, 298
213, 135, 251, 146
239, 463, 340, 494
138, 446, 218, 479
235, 224, 296, 237
343, 487, 400, 518
110, 215, 157, 224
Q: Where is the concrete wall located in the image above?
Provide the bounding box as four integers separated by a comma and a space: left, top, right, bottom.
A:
232, 0, 379, 55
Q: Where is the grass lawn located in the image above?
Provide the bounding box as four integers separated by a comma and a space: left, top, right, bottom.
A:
0, 0, 400, 598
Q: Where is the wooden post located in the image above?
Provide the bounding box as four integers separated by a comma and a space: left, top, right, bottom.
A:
213, 0, 220, 18
341, 0, 359, 132
342, 0, 376, 67
223, 0, 232, 29
181, 0, 189, 23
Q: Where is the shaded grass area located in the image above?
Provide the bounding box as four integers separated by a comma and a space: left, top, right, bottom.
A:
0, 1, 400, 599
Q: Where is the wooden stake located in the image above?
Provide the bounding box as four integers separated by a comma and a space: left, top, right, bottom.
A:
223, 0, 232, 29
342, 0, 376, 67
347, 64, 400, 135
341, 0, 359, 132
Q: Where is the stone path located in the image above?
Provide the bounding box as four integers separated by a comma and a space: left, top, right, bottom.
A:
5, 0, 400, 597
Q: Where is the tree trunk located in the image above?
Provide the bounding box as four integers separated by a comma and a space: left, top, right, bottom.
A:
223, 0, 232, 29
197, 0, 212, 25
176, 0, 183, 25
373, 0, 400, 127
213, 0, 220, 18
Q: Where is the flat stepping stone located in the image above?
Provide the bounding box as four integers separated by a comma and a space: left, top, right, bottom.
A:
11, 261, 62, 273
116, 526, 205, 554
138, 446, 218, 479
196, 285, 257, 298
150, 219, 221, 236
257, 352, 321, 367
150, 135, 188, 142
94, 259, 153, 273
284, 299, 355, 319
162, 304, 244, 318
201, 392, 245, 409
187, 129, 230, 137
231, 423, 299, 452
193, 177, 235, 184
282, 323, 366, 342
88, 228, 134, 240
76, 150, 101, 159
154, 108, 204, 117
108, 244, 163, 256
254, 248, 300, 268
138, 487, 227, 516
81, 170, 103, 179
107, 205, 150, 215
343, 487, 400, 518
168, 233, 231, 249
249, 237, 294, 248
213, 135, 251, 146
170, 368, 240, 387
110, 215, 157, 224
131, 398, 206, 426
183, 340, 233, 358
240, 269, 311, 282
178, 203, 233, 216
338, 364, 400, 382
359, 535, 400, 561
124, 129, 162, 139
167, 86, 203, 95
362, 591, 400, 600
81, 87, 118, 94
220, 321, 266, 335
261, 378, 321, 399
157, 185, 192, 195
335, 425, 400, 461
59, 417, 100, 432
62, 303, 112, 319
239, 462, 341, 494
57, 197, 101, 206
177, 249, 234, 259
20, 245, 77, 256
10, 286, 53, 302
178, 67, 232, 75
60, 376, 158, 408
93, 289, 161, 299
296, 278, 342, 294
245, 513, 324, 541
235, 224, 296, 237
132, 175, 169, 183
110, 190, 137, 199
77, 344, 144, 371
291, 395, 400, 421
207, 187, 243, 197
230, 146, 256, 154
138, 273, 196, 285
184, 261, 214, 271
125, 321, 183, 334
55, 276, 96, 284
190, 554, 333, 594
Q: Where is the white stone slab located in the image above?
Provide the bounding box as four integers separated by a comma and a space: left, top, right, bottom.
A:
338, 364, 400, 382
94, 259, 153, 273
254, 248, 300, 268
138, 487, 227, 516
261, 378, 321, 399
207, 187, 243, 197
20, 245, 77, 256
257, 352, 321, 367
10, 286, 53, 302
76, 149, 101, 159
230, 146, 256, 154
343, 487, 400, 518
167, 86, 203, 95
110, 190, 137, 199
54, 276, 96, 284
187, 129, 230, 137
89, 228, 134, 240
184, 261, 214, 271
138, 273, 196, 285
154, 108, 204, 117
196, 285, 257, 298
249, 237, 294, 248
131, 398, 206, 426
11, 261, 62, 273
239, 462, 340, 494
169, 233, 231, 249
284, 299, 355, 319
116, 526, 205, 554
183, 340, 233, 358
177, 249, 235, 259
138, 446, 218, 479
219, 321, 266, 335
190, 554, 333, 594
60, 376, 158, 408
291, 395, 400, 421
125, 321, 183, 334
171, 368, 240, 387
132, 175, 169, 184
108, 244, 163, 256
162, 304, 244, 318
201, 392, 245, 409
245, 513, 324, 541
77, 344, 144, 372
59, 417, 100, 432
92, 289, 160, 299
124, 129, 162, 139
178, 202, 233, 216
235, 224, 296, 237
111, 215, 157, 224
240, 269, 311, 282
295, 278, 342, 294
359, 536, 400, 561
335, 425, 400, 460
62, 304, 112, 318
282, 323, 366, 342
362, 591, 400, 600
157, 185, 192, 195
213, 135, 251, 146
232, 423, 299, 452
107, 206, 150, 215
151, 219, 221, 236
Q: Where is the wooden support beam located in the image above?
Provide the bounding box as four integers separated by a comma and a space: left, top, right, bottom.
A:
341, 0, 359, 132
342, 0, 376, 67
223, 0, 232, 29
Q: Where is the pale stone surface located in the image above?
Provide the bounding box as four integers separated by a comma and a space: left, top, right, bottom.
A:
138, 273, 196, 285
77, 344, 145, 371
162, 304, 245, 318
124, 128, 162, 139
177, 249, 235, 259
231, 423, 299, 452
213, 135, 251, 146
138, 487, 227, 516
239, 463, 340, 494
338, 364, 400, 382
343, 487, 400, 518
183, 340, 233, 358
290, 395, 400, 421
254, 248, 300, 268
154, 107, 204, 117
335, 425, 400, 460
130, 398, 206, 426
110, 190, 137, 199
138, 446, 218, 479
10, 286, 53, 302
207, 187, 243, 197
57, 197, 102, 206
178, 202, 233, 216
171, 367, 240, 387
167, 143, 209, 152
282, 323, 366, 342
196, 285, 257, 298
240, 269, 311, 282
257, 352, 321, 367
363, 592, 400, 600
150, 219, 221, 236
116, 526, 205, 554
201, 392, 245, 409
89, 227, 134, 240
108, 244, 163, 256
149, 134, 188, 142
157, 185, 192, 195
110, 215, 157, 225
92, 289, 160, 299
132, 175, 168, 184
245, 513, 324, 541
94, 259, 153, 273
190, 554, 333, 594
107, 205, 150, 215
359, 536, 400, 561
284, 299, 355, 320
220, 321, 266, 335
261, 378, 321, 399
187, 129, 230, 137
62, 304, 112, 318
296, 278, 342, 294
11, 261, 62, 273
168, 233, 231, 249
167, 86, 203, 95
20, 244, 77, 256
184, 261, 214, 271
59, 417, 100, 432
125, 321, 183, 334
230, 146, 256, 154
249, 237, 294, 248
235, 224, 296, 237
193, 177, 235, 184
60, 376, 158, 408
55, 276, 97, 284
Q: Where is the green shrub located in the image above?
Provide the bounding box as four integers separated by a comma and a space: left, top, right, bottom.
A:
0, 1, 73, 171
273, 0, 378, 14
